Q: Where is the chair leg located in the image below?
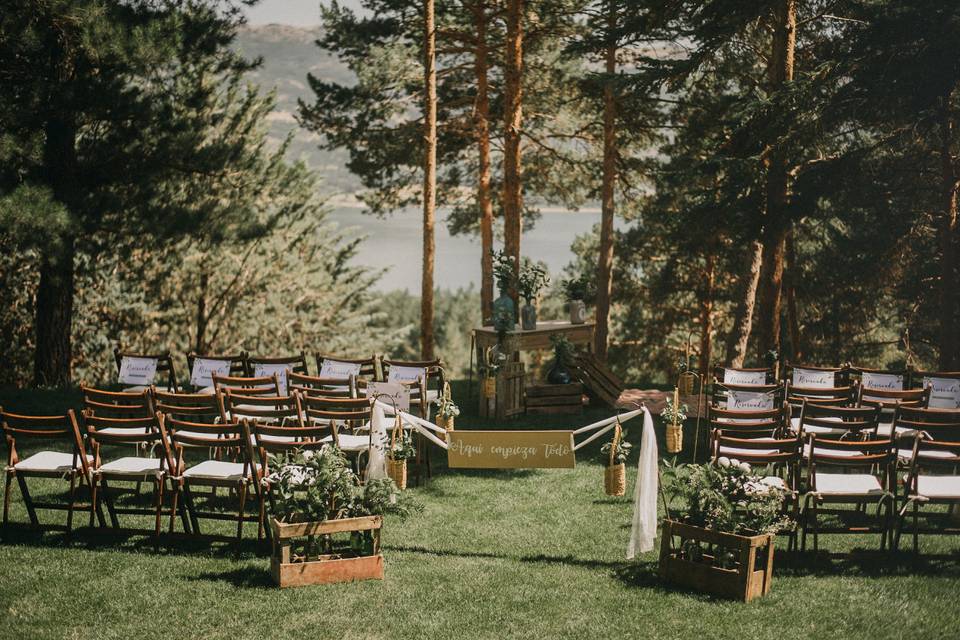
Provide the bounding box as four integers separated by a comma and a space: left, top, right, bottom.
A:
800, 494, 810, 552
236, 482, 248, 543
3, 471, 13, 535
912, 501, 919, 554
811, 500, 819, 553
101, 477, 120, 529
65, 472, 78, 539
182, 483, 201, 535
153, 477, 165, 551
168, 481, 180, 534
16, 474, 39, 526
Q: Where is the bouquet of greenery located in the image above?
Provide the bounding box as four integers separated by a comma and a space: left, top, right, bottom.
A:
599, 430, 632, 465
669, 459, 794, 536
561, 273, 592, 302
517, 257, 549, 303
661, 397, 688, 425
434, 394, 460, 420
491, 249, 516, 293
386, 427, 416, 461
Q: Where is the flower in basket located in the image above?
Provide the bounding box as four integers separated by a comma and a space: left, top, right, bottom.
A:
661, 397, 687, 425
386, 428, 416, 461
434, 395, 460, 420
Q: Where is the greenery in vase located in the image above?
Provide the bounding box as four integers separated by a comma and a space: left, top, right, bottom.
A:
561, 273, 593, 302
517, 258, 550, 303
266, 447, 420, 524
668, 459, 794, 536
434, 394, 460, 419
549, 334, 576, 368
599, 430, 632, 465
491, 249, 517, 294
386, 427, 417, 461
661, 397, 688, 425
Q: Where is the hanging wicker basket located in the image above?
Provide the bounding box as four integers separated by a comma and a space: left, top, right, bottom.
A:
387, 458, 407, 490
666, 422, 683, 454
678, 371, 696, 397
604, 463, 626, 497
482, 377, 496, 398
437, 415, 455, 431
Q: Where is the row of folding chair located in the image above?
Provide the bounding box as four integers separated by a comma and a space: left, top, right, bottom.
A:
709, 402, 960, 553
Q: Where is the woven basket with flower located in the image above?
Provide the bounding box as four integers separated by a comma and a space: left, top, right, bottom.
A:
599, 420, 632, 497
385, 413, 415, 490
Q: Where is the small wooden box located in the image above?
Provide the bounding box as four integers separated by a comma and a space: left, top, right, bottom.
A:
525, 383, 584, 415
270, 515, 384, 588
658, 519, 774, 602
478, 362, 526, 420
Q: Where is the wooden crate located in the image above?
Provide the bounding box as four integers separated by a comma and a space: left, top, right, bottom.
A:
658, 519, 774, 602
478, 362, 526, 420
525, 382, 584, 415
571, 353, 624, 407
270, 515, 384, 588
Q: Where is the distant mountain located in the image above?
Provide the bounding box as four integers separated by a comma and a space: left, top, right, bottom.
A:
234, 24, 360, 195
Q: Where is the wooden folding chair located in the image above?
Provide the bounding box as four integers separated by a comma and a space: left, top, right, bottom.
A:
212, 373, 281, 399
910, 371, 960, 409
114, 347, 178, 392
785, 381, 858, 412
288, 371, 356, 399
801, 435, 896, 552
891, 406, 960, 462
708, 404, 790, 456
710, 382, 783, 412
298, 394, 374, 472
247, 353, 309, 394
895, 434, 960, 553
793, 401, 881, 442
1, 409, 97, 537
381, 358, 445, 418
159, 414, 260, 542
152, 388, 223, 424
84, 412, 176, 549
710, 434, 802, 549
221, 389, 302, 426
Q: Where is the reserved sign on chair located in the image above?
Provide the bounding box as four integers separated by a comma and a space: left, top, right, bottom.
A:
366, 381, 410, 411
923, 376, 960, 409
253, 363, 292, 394
792, 368, 835, 388
861, 372, 903, 391
722, 369, 767, 385
726, 390, 774, 411
319, 359, 362, 379
118, 356, 158, 386
190, 358, 231, 389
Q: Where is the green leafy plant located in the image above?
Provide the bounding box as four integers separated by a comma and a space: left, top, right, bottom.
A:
434, 394, 460, 419
661, 397, 688, 425
266, 447, 420, 524
669, 459, 794, 536
491, 249, 516, 294
550, 334, 575, 368
517, 257, 550, 303
561, 273, 592, 302
599, 430, 633, 465
386, 427, 417, 461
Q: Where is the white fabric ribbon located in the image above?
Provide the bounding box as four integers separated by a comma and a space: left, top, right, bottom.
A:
627, 407, 658, 559
365, 403, 389, 479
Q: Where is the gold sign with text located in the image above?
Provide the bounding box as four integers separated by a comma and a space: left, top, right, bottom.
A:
446, 430, 576, 469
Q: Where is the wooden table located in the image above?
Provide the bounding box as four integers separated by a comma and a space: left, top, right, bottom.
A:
473, 320, 596, 361
472, 321, 596, 419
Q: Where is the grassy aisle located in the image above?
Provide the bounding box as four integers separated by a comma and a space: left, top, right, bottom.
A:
0, 384, 958, 639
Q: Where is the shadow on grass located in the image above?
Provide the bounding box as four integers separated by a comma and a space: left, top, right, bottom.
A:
387, 543, 624, 570
775, 548, 960, 577
189, 566, 274, 589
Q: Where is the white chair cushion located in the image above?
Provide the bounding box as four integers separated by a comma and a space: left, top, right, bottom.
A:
331, 434, 370, 452
876, 423, 916, 438
183, 460, 257, 482
424, 389, 440, 403
98, 457, 165, 477
196, 386, 216, 395
813, 472, 884, 495
803, 444, 863, 459
717, 437, 778, 457
14, 451, 93, 473
914, 475, 960, 499
790, 416, 846, 435
896, 448, 960, 461
122, 385, 150, 392
97, 427, 151, 436
248, 434, 298, 446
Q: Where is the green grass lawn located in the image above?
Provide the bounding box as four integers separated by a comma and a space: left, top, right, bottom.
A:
1, 383, 959, 640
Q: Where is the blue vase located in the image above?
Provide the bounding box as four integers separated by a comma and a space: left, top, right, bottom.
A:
492, 290, 516, 332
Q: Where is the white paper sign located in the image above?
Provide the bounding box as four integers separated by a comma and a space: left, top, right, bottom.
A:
253, 363, 292, 394
319, 359, 362, 379
923, 376, 960, 409
387, 365, 427, 385
792, 368, 835, 389
366, 381, 410, 411
722, 369, 767, 385
726, 390, 774, 411
861, 372, 903, 392
118, 356, 158, 386
190, 358, 232, 389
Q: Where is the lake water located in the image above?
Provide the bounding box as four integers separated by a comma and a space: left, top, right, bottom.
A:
327, 206, 606, 292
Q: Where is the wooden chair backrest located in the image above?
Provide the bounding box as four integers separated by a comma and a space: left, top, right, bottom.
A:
806, 434, 894, 471
711, 434, 801, 468
159, 414, 245, 458
785, 380, 857, 408
288, 371, 356, 399
222, 390, 302, 426
114, 348, 178, 391
81, 386, 154, 418
151, 388, 223, 424
247, 352, 310, 376
0, 409, 86, 471
857, 385, 930, 410
242, 420, 336, 476
211, 373, 281, 397
711, 382, 783, 409
299, 394, 372, 427
712, 365, 774, 385
796, 400, 880, 438
708, 403, 788, 438
784, 362, 851, 386
892, 406, 960, 442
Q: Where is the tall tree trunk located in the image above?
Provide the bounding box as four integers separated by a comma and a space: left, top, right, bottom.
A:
755, 0, 796, 360
473, 0, 495, 323
502, 0, 524, 297
724, 239, 763, 367
938, 106, 959, 370
784, 229, 802, 362
595, 5, 617, 360
421, 0, 437, 359
698, 253, 716, 380
34, 116, 77, 387
195, 271, 209, 353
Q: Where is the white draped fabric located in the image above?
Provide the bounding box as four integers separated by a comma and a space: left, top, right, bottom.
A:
365, 403, 389, 479
627, 407, 658, 559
